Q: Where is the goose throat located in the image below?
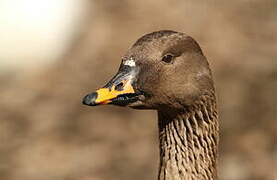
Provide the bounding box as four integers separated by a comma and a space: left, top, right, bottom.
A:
157, 95, 219, 180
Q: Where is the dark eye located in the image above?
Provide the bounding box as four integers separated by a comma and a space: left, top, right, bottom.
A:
162, 54, 174, 63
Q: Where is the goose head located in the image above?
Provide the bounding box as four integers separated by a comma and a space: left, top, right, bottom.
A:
83, 30, 214, 110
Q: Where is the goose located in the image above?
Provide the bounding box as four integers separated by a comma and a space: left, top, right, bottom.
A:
82, 30, 219, 180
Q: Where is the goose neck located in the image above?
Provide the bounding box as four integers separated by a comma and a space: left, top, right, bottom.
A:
157, 99, 219, 180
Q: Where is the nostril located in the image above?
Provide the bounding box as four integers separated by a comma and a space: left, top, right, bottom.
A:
115, 82, 124, 91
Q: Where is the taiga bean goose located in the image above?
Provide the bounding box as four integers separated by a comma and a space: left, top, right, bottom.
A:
82, 30, 219, 180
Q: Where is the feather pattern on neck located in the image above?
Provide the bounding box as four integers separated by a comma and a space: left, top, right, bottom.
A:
158, 93, 219, 180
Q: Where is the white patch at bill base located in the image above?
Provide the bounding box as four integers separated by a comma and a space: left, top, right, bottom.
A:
123, 58, 136, 67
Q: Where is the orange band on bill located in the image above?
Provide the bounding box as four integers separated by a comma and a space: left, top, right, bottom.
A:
95, 80, 135, 104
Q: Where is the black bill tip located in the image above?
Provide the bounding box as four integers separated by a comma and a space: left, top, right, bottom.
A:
82, 92, 98, 106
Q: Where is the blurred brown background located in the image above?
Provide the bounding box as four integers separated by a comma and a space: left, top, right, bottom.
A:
0, 0, 277, 180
